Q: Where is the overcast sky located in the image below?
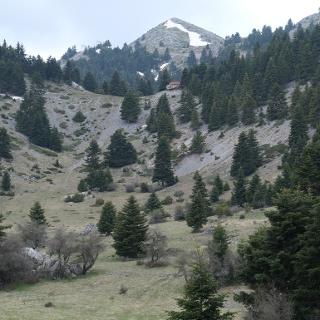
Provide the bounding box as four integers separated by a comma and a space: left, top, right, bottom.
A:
1, 0, 319, 59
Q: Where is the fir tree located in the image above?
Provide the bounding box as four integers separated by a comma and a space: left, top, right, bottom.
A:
241, 94, 257, 125
0, 128, 12, 160
214, 175, 224, 196
186, 172, 210, 232
86, 168, 113, 191
121, 90, 141, 123
157, 112, 176, 140
63, 61, 73, 85
1, 171, 11, 191
190, 131, 206, 154
158, 69, 170, 91
226, 95, 239, 126
231, 169, 246, 207
267, 83, 288, 121
190, 109, 200, 130
83, 72, 97, 92
152, 136, 175, 187
178, 91, 196, 123
105, 130, 137, 168
167, 259, 233, 320
180, 68, 189, 88
187, 50, 197, 68
85, 139, 101, 170
97, 201, 116, 235
102, 80, 109, 94
29, 202, 46, 225
146, 109, 157, 133
113, 196, 148, 258
110, 71, 126, 96
246, 174, 261, 204
210, 187, 220, 203
49, 127, 62, 152
145, 192, 162, 213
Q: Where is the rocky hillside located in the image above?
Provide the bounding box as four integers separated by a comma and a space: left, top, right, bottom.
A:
131, 18, 224, 67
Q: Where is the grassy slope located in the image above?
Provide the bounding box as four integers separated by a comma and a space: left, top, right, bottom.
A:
0, 82, 284, 319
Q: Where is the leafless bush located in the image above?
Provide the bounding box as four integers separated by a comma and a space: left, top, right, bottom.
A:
125, 183, 135, 193
18, 222, 47, 249
174, 205, 185, 221
76, 231, 105, 275
245, 287, 294, 320
0, 234, 34, 286
144, 229, 168, 267
149, 209, 170, 224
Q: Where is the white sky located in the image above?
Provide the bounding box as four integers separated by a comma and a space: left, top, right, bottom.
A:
0, 0, 319, 58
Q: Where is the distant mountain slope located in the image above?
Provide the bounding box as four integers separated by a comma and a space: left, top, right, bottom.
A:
132, 17, 224, 67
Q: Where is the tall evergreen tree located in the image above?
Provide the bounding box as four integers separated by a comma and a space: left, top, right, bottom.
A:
231, 169, 246, 207
145, 192, 162, 213
97, 201, 116, 235
178, 91, 196, 123
1, 171, 11, 191
186, 172, 210, 232
85, 139, 101, 171
113, 196, 148, 258
168, 259, 233, 320
190, 131, 206, 154
213, 175, 224, 196
267, 83, 288, 121
187, 50, 197, 68
190, 109, 200, 130
120, 90, 141, 123
83, 72, 97, 92
29, 202, 46, 225
0, 128, 12, 160
105, 129, 137, 168
110, 71, 126, 96
152, 136, 175, 187
158, 69, 170, 91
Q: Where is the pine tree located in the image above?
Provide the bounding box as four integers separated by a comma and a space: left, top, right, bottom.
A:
29, 202, 46, 225
85, 139, 101, 170
146, 109, 157, 133
113, 196, 148, 258
102, 80, 109, 94
214, 175, 224, 196
49, 127, 62, 152
180, 68, 189, 88
230, 132, 249, 177
121, 90, 141, 123
190, 131, 206, 154
145, 192, 162, 213
210, 187, 220, 203
178, 91, 196, 123
86, 168, 113, 191
287, 105, 308, 166
241, 94, 257, 125
190, 109, 200, 130
152, 136, 175, 187
63, 60, 73, 85
164, 48, 171, 61
158, 69, 170, 91
83, 72, 97, 92
105, 130, 137, 168
231, 169, 246, 207
226, 95, 239, 126
97, 201, 116, 235
157, 113, 176, 140
187, 50, 197, 68
0, 128, 12, 160
110, 71, 126, 96
186, 172, 210, 232
167, 259, 233, 320
246, 174, 261, 204
267, 83, 288, 121
1, 171, 11, 191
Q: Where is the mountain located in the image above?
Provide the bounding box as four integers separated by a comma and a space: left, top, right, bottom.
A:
290, 11, 320, 37
131, 17, 224, 67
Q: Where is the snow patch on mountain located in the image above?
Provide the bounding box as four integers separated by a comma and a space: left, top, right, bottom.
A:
160, 62, 169, 71
137, 71, 145, 77
164, 19, 210, 47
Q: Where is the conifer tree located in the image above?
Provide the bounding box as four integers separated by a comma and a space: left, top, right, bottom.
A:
97, 201, 116, 235
158, 69, 170, 91
156, 94, 171, 114
102, 80, 109, 94
29, 202, 46, 225
152, 136, 175, 187
246, 174, 261, 204
214, 175, 224, 196
49, 127, 62, 152
85, 139, 101, 171
187, 50, 197, 68
146, 109, 157, 133
231, 169, 246, 207
113, 196, 148, 258
287, 105, 308, 166
210, 187, 220, 203
105, 130, 137, 168
0, 128, 12, 160
230, 132, 249, 177
186, 172, 210, 232
190, 131, 206, 154
241, 94, 257, 125
267, 83, 288, 121
83, 72, 97, 92
145, 192, 162, 213
180, 68, 189, 88
63, 61, 73, 85
167, 258, 233, 320
178, 91, 196, 123
120, 90, 141, 123
1, 171, 11, 191
86, 168, 113, 191
190, 109, 200, 130
110, 71, 126, 96
156, 112, 176, 140
227, 95, 239, 127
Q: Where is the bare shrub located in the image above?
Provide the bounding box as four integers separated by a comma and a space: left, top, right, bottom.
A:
245, 287, 294, 320
144, 229, 168, 267
174, 206, 185, 221
76, 231, 105, 275
17, 222, 47, 249
94, 198, 105, 207
0, 234, 34, 286
149, 209, 170, 224
125, 183, 135, 193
